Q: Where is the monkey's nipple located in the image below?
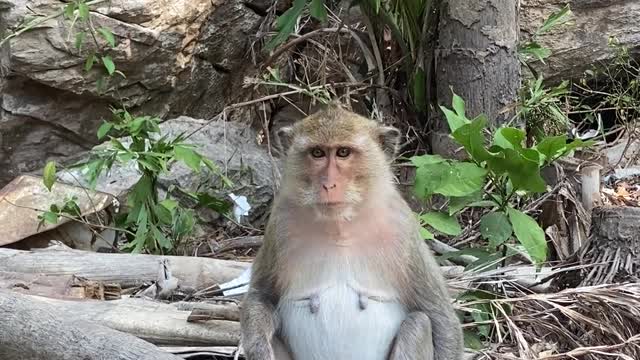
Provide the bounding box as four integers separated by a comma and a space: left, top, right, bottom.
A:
309, 294, 320, 314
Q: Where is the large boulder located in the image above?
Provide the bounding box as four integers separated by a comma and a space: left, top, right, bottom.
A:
0, 0, 267, 186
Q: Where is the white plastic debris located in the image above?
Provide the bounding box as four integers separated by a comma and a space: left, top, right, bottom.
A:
229, 193, 251, 222
220, 265, 252, 296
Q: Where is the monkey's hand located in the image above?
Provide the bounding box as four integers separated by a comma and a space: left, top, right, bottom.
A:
240, 291, 280, 360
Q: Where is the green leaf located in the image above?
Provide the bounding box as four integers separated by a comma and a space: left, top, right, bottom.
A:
411, 68, 426, 111
43, 161, 56, 191
84, 53, 96, 72
493, 128, 525, 150
536, 4, 572, 35
309, 0, 327, 21
102, 55, 116, 75
436, 162, 487, 197
154, 203, 173, 225
420, 212, 462, 236
507, 207, 547, 265
519, 41, 552, 63
97, 27, 116, 47
410, 154, 446, 167
452, 115, 491, 162
196, 192, 232, 214
77, 2, 90, 20
440, 106, 468, 133
480, 212, 513, 248
419, 227, 434, 240
174, 145, 202, 171
74, 31, 86, 50
63, 3, 75, 19
448, 192, 487, 215
151, 225, 172, 250
97, 122, 113, 140
160, 199, 179, 211
266, 0, 306, 50
535, 135, 567, 163
487, 148, 546, 193
41, 211, 59, 224
463, 329, 485, 350
452, 92, 466, 118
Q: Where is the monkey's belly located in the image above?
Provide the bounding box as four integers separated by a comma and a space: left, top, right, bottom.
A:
277, 284, 407, 360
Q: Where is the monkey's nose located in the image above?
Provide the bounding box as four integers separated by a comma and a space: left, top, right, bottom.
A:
322, 183, 337, 191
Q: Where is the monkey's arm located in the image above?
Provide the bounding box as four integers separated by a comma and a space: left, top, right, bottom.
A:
240, 242, 281, 360
401, 242, 464, 360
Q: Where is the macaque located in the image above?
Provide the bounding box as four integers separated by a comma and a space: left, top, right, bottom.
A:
240, 103, 463, 360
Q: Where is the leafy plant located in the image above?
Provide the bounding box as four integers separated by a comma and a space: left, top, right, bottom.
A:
518, 4, 572, 66
3, 0, 234, 254
411, 91, 592, 267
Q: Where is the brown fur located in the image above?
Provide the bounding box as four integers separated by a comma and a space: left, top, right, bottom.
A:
241, 104, 463, 360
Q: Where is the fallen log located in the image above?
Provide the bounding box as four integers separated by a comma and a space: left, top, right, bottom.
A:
0, 246, 249, 289
2, 290, 240, 346
0, 290, 182, 360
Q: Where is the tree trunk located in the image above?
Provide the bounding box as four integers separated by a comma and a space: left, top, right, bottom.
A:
431, 0, 521, 158
0, 290, 182, 360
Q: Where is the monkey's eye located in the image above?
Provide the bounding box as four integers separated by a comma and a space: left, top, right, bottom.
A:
336, 147, 351, 158
310, 148, 326, 158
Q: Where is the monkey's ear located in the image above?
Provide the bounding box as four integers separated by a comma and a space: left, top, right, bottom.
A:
275, 126, 295, 154
377, 126, 401, 157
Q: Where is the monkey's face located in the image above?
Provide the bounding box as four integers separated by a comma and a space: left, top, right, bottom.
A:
276, 105, 401, 219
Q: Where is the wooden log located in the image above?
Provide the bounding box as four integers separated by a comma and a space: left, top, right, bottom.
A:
0, 246, 249, 289
2, 290, 240, 346
0, 289, 182, 360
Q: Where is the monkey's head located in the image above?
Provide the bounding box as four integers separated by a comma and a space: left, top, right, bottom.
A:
276, 103, 401, 219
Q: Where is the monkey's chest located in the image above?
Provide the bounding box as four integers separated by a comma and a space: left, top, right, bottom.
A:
277, 283, 407, 360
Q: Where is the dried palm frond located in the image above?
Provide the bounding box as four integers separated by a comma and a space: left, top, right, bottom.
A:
465, 283, 640, 359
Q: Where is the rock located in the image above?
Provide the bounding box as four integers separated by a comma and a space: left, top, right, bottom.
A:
520, 0, 640, 82
0, 0, 266, 186
57, 116, 280, 228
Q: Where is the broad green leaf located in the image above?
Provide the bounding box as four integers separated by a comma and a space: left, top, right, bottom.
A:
77, 2, 89, 20
440, 106, 467, 133
564, 138, 594, 154
266, 0, 305, 50
480, 212, 512, 248
419, 227, 434, 240
309, 0, 327, 21
487, 148, 546, 192
452, 115, 491, 162
463, 330, 484, 350
132, 205, 149, 254
420, 212, 462, 236
97, 27, 116, 47
448, 192, 483, 215
160, 199, 179, 211
410, 154, 446, 167
41, 211, 59, 224
413, 163, 449, 199
84, 53, 96, 72
102, 55, 116, 75
535, 135, 567, 163
197, 192, 232, 213
507, 207, 547, 265
43, 161, 56, 191
97, 122, 113, 140
63, 3, 75, 19
452, 92, 465, 118
519, 41, 552, 63
174, 145, 202, 171
436, 162, 487, 197
493, 128, 525, 150
154, 203, 173, 225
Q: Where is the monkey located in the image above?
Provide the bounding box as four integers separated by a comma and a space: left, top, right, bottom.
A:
240, 103, 463, 360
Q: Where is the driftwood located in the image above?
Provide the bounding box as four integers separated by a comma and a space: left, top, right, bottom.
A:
0, 246, 248, 289
0, 290, 182, 360
1, 291, 240, 346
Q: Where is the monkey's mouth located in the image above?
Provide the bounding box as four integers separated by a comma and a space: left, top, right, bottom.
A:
318, 202, 346, 208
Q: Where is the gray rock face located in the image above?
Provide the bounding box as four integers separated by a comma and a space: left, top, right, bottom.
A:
0, 0, 265, 186
57, 116, 280, 227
